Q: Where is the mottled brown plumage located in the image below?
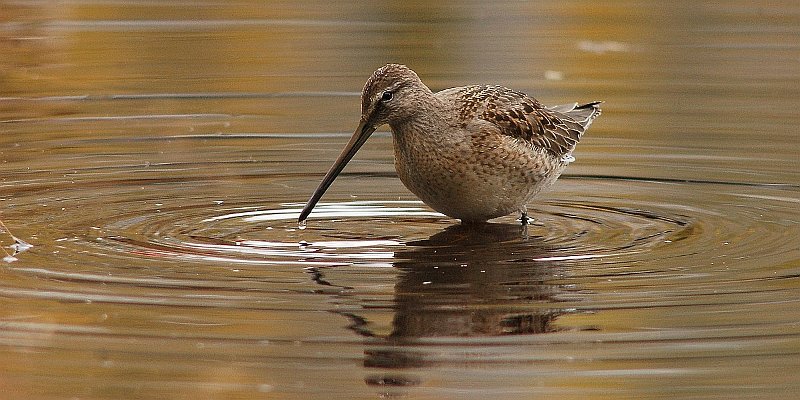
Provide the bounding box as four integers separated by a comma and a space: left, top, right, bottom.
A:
299, 64, 601, 224
452, 84, 599, 157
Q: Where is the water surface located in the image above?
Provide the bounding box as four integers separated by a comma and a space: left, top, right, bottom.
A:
1, 1, 799, 399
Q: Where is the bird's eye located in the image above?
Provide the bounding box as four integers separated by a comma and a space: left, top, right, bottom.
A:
381, 91, 393, 102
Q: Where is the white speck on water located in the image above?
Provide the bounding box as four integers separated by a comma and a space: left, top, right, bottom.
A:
544, 70, 564, 81
257, 384, 274, 393
11, 239, 33, 254
577, 40, 630, 54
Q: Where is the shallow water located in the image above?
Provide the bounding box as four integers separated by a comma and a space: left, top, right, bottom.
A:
2, 1, 799, 399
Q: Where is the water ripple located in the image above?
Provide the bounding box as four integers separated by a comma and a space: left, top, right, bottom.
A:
4, 169, 795, 324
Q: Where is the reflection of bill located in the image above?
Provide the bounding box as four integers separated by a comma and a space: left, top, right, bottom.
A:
311, 222, 582, 395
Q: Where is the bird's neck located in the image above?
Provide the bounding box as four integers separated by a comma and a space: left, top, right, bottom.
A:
389, 95, 466, 157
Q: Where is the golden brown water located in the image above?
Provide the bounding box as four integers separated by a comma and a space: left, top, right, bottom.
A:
2, 1, 799, 399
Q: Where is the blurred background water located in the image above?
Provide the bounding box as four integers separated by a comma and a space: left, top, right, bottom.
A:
1, 1, 799, 399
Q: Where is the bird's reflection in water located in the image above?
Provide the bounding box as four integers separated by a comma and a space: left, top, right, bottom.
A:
312, 222, 582, 395
389, 223, 564, 338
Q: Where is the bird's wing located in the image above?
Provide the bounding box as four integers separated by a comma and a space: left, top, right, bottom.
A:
449, 85, 601, 157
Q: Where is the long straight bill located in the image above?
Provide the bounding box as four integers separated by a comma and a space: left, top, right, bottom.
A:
298, 120, 377, 222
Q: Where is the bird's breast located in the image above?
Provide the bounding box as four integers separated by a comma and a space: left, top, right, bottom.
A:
390, 122, 566, 222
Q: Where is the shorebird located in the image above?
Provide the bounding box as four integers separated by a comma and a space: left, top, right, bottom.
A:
298, 64, 601, 224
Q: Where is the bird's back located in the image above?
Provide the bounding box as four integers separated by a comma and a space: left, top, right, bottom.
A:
437, 85, 601, 158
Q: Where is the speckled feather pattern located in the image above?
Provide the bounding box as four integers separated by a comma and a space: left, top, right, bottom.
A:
452, 84, 596, 158
359, 64, 600, 222
391, 109, 568, 222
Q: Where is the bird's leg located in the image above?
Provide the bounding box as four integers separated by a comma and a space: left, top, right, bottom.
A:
519, 208, 530, 240
518, 207, 532, 226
